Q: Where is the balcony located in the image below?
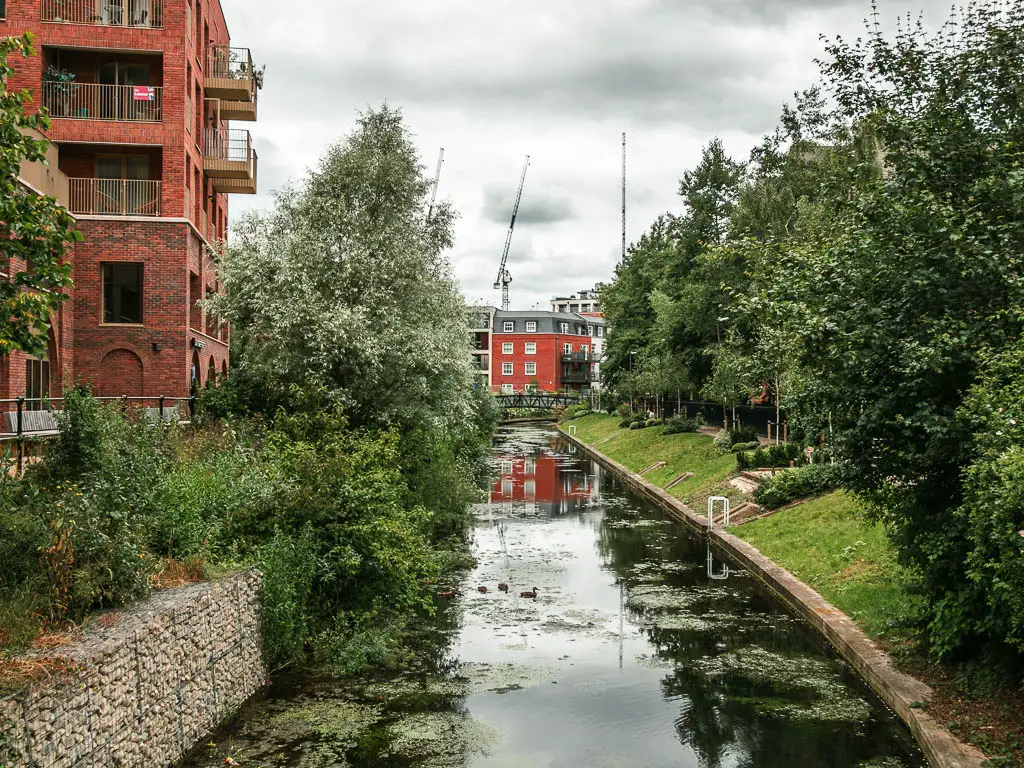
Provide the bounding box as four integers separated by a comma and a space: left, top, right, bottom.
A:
68, 178, 161, 216
217, 89, 258, 122
43, 82, 162, 123
206, 46, 255, 102
208, 147, 258, 196
204, 128, 256, 184
561, 368, 590, 384
41, 0, 162, 27
561, 351, 598, 363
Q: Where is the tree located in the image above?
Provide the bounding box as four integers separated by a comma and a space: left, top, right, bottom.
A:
207, 105, 475, 435
788, 2, 1024, 663
1, 34, 78, 357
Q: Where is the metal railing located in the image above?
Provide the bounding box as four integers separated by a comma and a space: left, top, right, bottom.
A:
208, 45, 254, 81
562, 351, 598, 363
204, 128, 254, 167
1, 396, 195, 474
41, 0, 163, 27
42, 81, 163, 122
68, 178, 161, 216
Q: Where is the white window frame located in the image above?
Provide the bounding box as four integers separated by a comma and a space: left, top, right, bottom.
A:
502, 342, 514, 355
501, 383, 514, 393
525, 321, 537, 333
597, 327, 604, 337
587, 325, 594, 335
563, 343, 572, 355
525, 362, 536, 376
502, 362, 513, 376
503, 321, 514, 332
559, 322, 569, 334
581, 345, 589, 354
525, 342, 536, 355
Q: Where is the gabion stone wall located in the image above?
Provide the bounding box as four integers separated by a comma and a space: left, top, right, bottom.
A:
0, 570, 265, 768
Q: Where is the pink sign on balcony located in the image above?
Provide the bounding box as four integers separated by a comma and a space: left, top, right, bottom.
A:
133, 86, 156, 101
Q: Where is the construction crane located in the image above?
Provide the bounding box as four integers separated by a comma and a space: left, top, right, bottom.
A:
426, 147, 445, 222
494, 155, 530, 311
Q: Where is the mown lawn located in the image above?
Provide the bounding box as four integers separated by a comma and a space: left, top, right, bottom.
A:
732, 490, 922, 644
568, 414, 739, 507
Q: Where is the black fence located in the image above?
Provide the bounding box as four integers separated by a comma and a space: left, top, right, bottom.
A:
657, 400, 788, 439
0, 396, 195, 474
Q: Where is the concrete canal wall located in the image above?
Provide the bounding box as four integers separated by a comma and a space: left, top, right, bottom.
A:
558, 426, 986, 768
0, 570, 265, 768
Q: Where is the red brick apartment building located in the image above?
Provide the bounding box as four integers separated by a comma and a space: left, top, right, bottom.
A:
1, 0, 258, 403
490, 310, 597, 393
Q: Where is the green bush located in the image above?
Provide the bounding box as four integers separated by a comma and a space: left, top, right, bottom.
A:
730, 426, 759, 445
712, 429, 733, 454
754, 464, 842, 509
629, 421, 646, 430
663, 415, 699, 435
731, 441, 760, 453
618, 418, 634, 428
645, 419, 661, 428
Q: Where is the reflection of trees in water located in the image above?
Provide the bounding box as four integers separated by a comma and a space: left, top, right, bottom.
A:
595, 490, 918, 768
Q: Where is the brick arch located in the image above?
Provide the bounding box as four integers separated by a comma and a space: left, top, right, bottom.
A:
99, 348, 144, 398
206, 356, 217, 387
190, 350, 201, 395
221, 360, 228, 379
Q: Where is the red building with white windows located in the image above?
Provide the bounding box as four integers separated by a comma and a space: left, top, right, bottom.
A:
490, 310, 597, 393
1, 0, 258, 405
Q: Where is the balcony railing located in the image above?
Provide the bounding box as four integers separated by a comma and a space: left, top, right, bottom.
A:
68, 178, 161, 216
42, 81, 162, 122
206, 46, 255, 101
41, 0, 162, 27
562, 351, 597, 363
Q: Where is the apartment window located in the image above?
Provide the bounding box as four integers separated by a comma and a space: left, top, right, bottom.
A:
582, 304, 591, 313
525, 363, 536, 376
501, 460, 514, 475
525, 342, 536, 355
0, 1, 7, 19
503, 321, 514, 332
502, 342, 514, 355
524, 458, 536, 475
563, 343, 572, 355
597, 327, 604, 337
524, 383, 537, 393
25, 358, 50, 405
526, 321, 537, 332
558, 304, 568, 312
525, 480, 536, 499
559, 322, 569, 334
502, 362, 513, 376
102, 263, 143, 324
501, 383, 513, 393
581, 345, 589, 354
588, 325, 594, 336
502, 479, 513, 496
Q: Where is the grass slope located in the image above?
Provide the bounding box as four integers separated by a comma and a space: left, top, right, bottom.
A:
569, 414, 740, 508
732, 491, 922, 644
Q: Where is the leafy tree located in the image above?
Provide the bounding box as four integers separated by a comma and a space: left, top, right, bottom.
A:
207, 105, 474, 434
1, 34, 78, 357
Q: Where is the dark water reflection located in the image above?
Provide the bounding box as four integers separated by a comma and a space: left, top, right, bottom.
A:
181, 425, 923, 768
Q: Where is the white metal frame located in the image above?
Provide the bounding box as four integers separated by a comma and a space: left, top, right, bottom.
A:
707, 496, 730, 530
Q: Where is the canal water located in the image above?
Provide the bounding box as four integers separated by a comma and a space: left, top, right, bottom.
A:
182, 424, 924, 767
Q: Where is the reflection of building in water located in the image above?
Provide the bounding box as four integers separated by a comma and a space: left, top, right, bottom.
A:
490, 451, 596, 514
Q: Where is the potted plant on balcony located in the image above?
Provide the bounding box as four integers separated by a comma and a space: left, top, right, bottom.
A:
42, 65, 79, 118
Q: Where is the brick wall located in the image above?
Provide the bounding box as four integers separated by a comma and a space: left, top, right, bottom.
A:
0, 571, 265, 768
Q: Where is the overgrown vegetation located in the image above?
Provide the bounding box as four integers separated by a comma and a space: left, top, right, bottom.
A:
0, 106, 498, 675
600, 1, 1024, 680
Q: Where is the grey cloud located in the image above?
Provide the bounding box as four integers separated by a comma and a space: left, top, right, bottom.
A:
481, 185, 576, 226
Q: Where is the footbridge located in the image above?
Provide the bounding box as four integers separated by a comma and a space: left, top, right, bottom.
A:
495, 392, 583, 411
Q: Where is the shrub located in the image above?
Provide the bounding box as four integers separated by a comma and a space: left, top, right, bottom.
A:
712, 429, 733, 454
731, 441, 760, 453
664, 416, 698, 435
646, 419, 661, 428
629, 421, 645, 430
729, 426, 759, 445
618, 418, 634, 428
559, 403, 592, 423
616, 403, 632, 419
754, 464, 842, 509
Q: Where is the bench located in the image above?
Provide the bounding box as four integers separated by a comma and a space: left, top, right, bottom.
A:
1, 409, 59, 436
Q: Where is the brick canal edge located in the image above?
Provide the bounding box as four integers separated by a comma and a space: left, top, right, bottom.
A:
557, 426, 986, 768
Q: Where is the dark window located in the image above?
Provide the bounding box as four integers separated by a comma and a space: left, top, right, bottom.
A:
103, 263, 143, 324
0, 1, 6, 18
25, 358, 50, 407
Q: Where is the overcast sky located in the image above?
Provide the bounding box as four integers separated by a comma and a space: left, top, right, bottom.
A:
223, 0, 952, 311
